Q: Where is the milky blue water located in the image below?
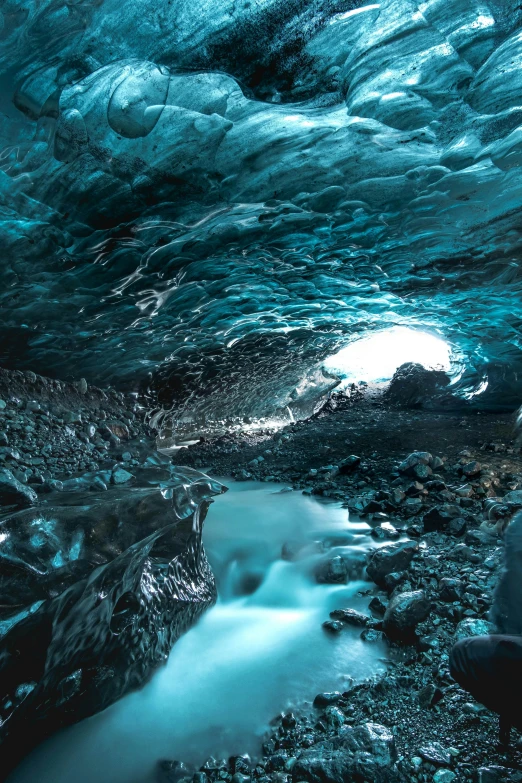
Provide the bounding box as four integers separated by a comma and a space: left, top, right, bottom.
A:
9, 480, 385, 783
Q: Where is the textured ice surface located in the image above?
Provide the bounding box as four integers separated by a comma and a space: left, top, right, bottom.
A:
0, 463, 225, 772
2, 0, 522, 421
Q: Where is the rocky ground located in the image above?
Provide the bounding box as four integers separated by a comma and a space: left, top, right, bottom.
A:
164, 388, 522, 783
0, 368, 158, 507
2, 371, 522, 783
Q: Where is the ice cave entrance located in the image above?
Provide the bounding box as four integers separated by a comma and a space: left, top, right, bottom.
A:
323, 327, 452, 386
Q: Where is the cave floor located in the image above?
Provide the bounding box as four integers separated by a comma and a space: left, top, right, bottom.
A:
173, 392, 522, 781
175, 390, 518, 483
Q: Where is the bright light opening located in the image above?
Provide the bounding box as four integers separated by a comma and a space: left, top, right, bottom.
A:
323, 327, 452, 385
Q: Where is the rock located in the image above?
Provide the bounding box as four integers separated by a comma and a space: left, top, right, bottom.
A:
383, 590, 431, 639
313, 692, 343, 708
461, 460, 481, 477
448, 517, 467, 537
315, 554, 363, 584
413, 463, 432, 480
366, 541, 418, 587
111, 466, 135, 485
0, 468, 38, 508
0, 400, 6, 410
341, 723, 396, 768
361, 628, 385, 643
385, 363, 450, 408
433, 771, 456, 783
369, 595, 388, 615
418, 684, 443, 709
293, 723, 397, 783
324, 705, 345, 728
398, 451, 432, 475
91, 476, 108, 491
231, 775, 251, 783
338, 455, 361, 475
157, 759, 194, 783
423, 505, 461, 532
62, 410, 82, 424
438, 578, 464, 602
268, 752, 288, 771
454, 618, 495, 640
384, 571, 405, 591
419, 742, 451, 765
502, 490, 522, 506
391, 488, 405, 504
371, 522, 400, 541
329, 608, 370, 627
322, 620, 343, 634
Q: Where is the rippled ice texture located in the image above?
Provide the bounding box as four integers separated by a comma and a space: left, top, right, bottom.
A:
8, 481, 384, 783
2, 1, 522, 418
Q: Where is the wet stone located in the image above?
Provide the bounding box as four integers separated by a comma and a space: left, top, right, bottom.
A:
322, 620, 343, 634
369, 595, 388, 615
324, 705, 345, 728
433, 771, 456, 783
366, 540, 418, 587
438, 578, 464, 602
455, 618, 495, 640
329, 608, 370, 627
383, 590, 431, 640
314, 692, 343, 707
418, 742, 452, 765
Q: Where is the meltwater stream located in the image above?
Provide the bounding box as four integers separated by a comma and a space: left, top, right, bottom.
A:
10, 480, 386, 783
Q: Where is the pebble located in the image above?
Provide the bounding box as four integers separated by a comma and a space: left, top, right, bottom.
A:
433, 771, 456, 783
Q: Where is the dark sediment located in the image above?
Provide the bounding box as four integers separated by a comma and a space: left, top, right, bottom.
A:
164, 387, 522, 783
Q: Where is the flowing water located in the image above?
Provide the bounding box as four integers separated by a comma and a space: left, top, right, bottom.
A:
10, 480, 386, 783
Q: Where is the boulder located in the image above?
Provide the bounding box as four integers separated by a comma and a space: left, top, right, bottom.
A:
455, 618, 495, 640
461, 460, 481, 478
329, 609, 370, 627
383, 590, 431, 639
338, 455, 361, 475
366, 541, 418, 587
438, 578, 464, 602
313, 692, 343, 708
322, 620, 343, 633
315, 552, 365, 584
385, 362, 450, 408
418, 742, 451, 765
398, 451, 432, 475
423, 504, 461, 532
293, 723, 397, 783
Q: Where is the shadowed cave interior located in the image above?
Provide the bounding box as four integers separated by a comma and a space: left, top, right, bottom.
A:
2, 1, 522, 781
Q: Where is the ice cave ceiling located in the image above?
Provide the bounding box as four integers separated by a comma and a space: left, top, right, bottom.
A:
2, 0, 522, 420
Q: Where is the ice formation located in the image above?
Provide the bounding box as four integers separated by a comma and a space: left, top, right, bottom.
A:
2, 0, 522, 421
0, 460, 225, 771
